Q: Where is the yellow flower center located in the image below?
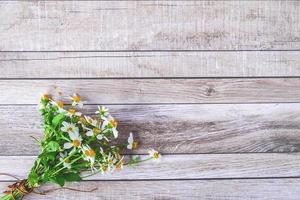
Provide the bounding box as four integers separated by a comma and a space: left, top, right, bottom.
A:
110, 119, 118, 127
84, 149, 90, 156
89, 149, 96, 157
153, 152, 160, 159
109, 159, 113, 165
67, 127, 73, 132
42, 94, 50, 100
72, 95, 81, 103
64, 158, 70, 163
115, 161, 123, 171
102, 165, 107, 172
84, 149, 96, 157
68, 108, 76, 115
72, 139, 80, 147
132, 141, 139, 150
93, 128, 101, 135
57, 101, 64, 108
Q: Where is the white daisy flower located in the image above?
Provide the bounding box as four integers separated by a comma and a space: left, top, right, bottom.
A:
99, 164, 109, 174
84, 115, 98, 127
81, 145, 96, 165
59, 152, 71, 169
112, 128, 118, 139
107, 152, 117, 172
85, 126, 109, 142
65, 108, 82, 118
115, 158, 124, 171
127, 132, 134, 149
101, 117, 118, 139
68, 93, 85, 108
61, 121, 79, 134
95, 106, 109, 119
50, 100, 65, 113
63, 132, 82, 149
148, 149, 161, 161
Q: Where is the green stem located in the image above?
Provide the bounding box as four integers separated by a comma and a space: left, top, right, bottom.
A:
126, 157, 153, 166
53, 148, 77, 169
51, 155, 83, 177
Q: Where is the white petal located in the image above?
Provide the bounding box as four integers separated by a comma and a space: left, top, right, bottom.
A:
61, 127, 67, 132
113, 128, 118, 138
127, 144, 132, 150
78, 102, 83, 108
86, 130, 93, 137
96, 134, 103, 140
128, 132, 133, 143
64, 143, 72, 149
74, 127, 79, 133
69, 132, 78, 140
103, 136, 109, 142
62, 121, 69, 127
75, 112, 82, 116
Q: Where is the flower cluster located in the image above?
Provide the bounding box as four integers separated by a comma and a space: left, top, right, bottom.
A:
0, 93, 160, 200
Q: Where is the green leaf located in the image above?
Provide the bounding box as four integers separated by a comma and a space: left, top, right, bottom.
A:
45, 141, 60, 152
63, 172, 82, 182
52, 112, 65, 128
28, 171, 39, 187
39, 151, 57, 162
50, 174, 65, 187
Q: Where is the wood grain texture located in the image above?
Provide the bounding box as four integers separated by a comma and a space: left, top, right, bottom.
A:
1, 104, 300, 155
1, 179, 300, 200
1, 51, 300, 78
1, 154, 300, 181
0, 1, 299, 51
0, 78, 300, 104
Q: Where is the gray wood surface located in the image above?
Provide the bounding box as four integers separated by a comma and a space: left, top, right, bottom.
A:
0, 78, 300, 104
1, 104, 300, 155
1, 154, 300, 181
0, 1, 299, 51
0, 0, 299, 199
1, 179, 300, 200
1, 51, 300, 78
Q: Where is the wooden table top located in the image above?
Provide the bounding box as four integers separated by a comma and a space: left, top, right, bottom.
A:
0, 1, 299, 199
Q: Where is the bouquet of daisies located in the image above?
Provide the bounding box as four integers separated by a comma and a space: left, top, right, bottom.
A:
1, 93, 160, 200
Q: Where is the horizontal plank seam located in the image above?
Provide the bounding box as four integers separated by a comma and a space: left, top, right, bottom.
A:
2, 102, 300, 106
2, 177, 300, 183
1, 77, 300, 80
1, 49, 300, 53
3, 153, 300, 157
0, 0, 294, 1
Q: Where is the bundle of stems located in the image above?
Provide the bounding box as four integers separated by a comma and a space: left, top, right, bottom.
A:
1, 93, 160, 200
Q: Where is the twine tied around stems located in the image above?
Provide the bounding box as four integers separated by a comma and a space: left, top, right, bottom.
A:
0, 173, 97, 199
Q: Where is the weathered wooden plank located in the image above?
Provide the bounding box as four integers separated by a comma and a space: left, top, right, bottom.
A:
1, 104, 300, 155
0, 1, 299, 51
1, 179, 300, 200
0, 78, 300, 104
1, 51, 300, 78
1, 154, 300, 181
